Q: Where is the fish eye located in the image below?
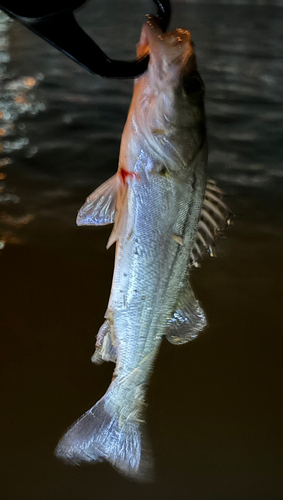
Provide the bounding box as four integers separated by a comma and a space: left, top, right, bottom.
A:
183, 73, 204, 97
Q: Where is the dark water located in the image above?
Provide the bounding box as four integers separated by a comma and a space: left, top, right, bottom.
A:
1, 1, 283, 498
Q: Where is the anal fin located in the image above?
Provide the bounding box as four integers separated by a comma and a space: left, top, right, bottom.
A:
91, 318, 117, 364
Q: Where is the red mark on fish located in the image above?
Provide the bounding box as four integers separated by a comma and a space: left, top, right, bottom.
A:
118, 167, 140, 184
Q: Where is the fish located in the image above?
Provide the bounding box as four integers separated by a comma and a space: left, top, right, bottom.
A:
55, 16, 229, 480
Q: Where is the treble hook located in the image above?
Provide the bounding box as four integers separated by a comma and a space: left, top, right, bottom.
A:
0, 0, 171, 78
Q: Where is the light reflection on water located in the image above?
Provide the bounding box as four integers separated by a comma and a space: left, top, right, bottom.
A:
0, 11, 45, 250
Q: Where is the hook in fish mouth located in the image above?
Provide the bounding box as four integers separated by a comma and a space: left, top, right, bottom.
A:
136, 14, 195, 82
145, 16, 193, 54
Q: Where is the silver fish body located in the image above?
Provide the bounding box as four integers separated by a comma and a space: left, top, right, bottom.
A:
55, 17, 226, 480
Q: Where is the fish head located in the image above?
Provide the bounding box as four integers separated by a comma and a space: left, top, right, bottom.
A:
132, 16, 207, 172
138, 16, 198, 82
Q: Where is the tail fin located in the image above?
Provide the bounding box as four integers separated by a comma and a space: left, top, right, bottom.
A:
55, 396, 153, 481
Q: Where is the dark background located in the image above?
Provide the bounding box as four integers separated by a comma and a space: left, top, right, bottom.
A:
0, 1, 282, 498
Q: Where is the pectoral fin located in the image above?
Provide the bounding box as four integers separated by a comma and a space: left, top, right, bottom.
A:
76, 175, 118, 226
166, 284, 207, 345
107, 181, 130, 249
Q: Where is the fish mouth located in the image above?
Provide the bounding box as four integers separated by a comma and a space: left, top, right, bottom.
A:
137, 15, 194, 72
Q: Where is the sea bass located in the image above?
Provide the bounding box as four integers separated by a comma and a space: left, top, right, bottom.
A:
56, 16, 228, 480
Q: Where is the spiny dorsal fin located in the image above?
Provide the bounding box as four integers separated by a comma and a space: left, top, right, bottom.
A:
190, 178, 230, 267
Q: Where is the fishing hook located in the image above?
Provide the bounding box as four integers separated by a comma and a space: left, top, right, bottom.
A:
0, 0, 171, 78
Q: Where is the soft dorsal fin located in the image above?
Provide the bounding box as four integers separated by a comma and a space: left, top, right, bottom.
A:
166, 283, 207, 345
190, 178, 230, 267
76, 175, 118, 226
